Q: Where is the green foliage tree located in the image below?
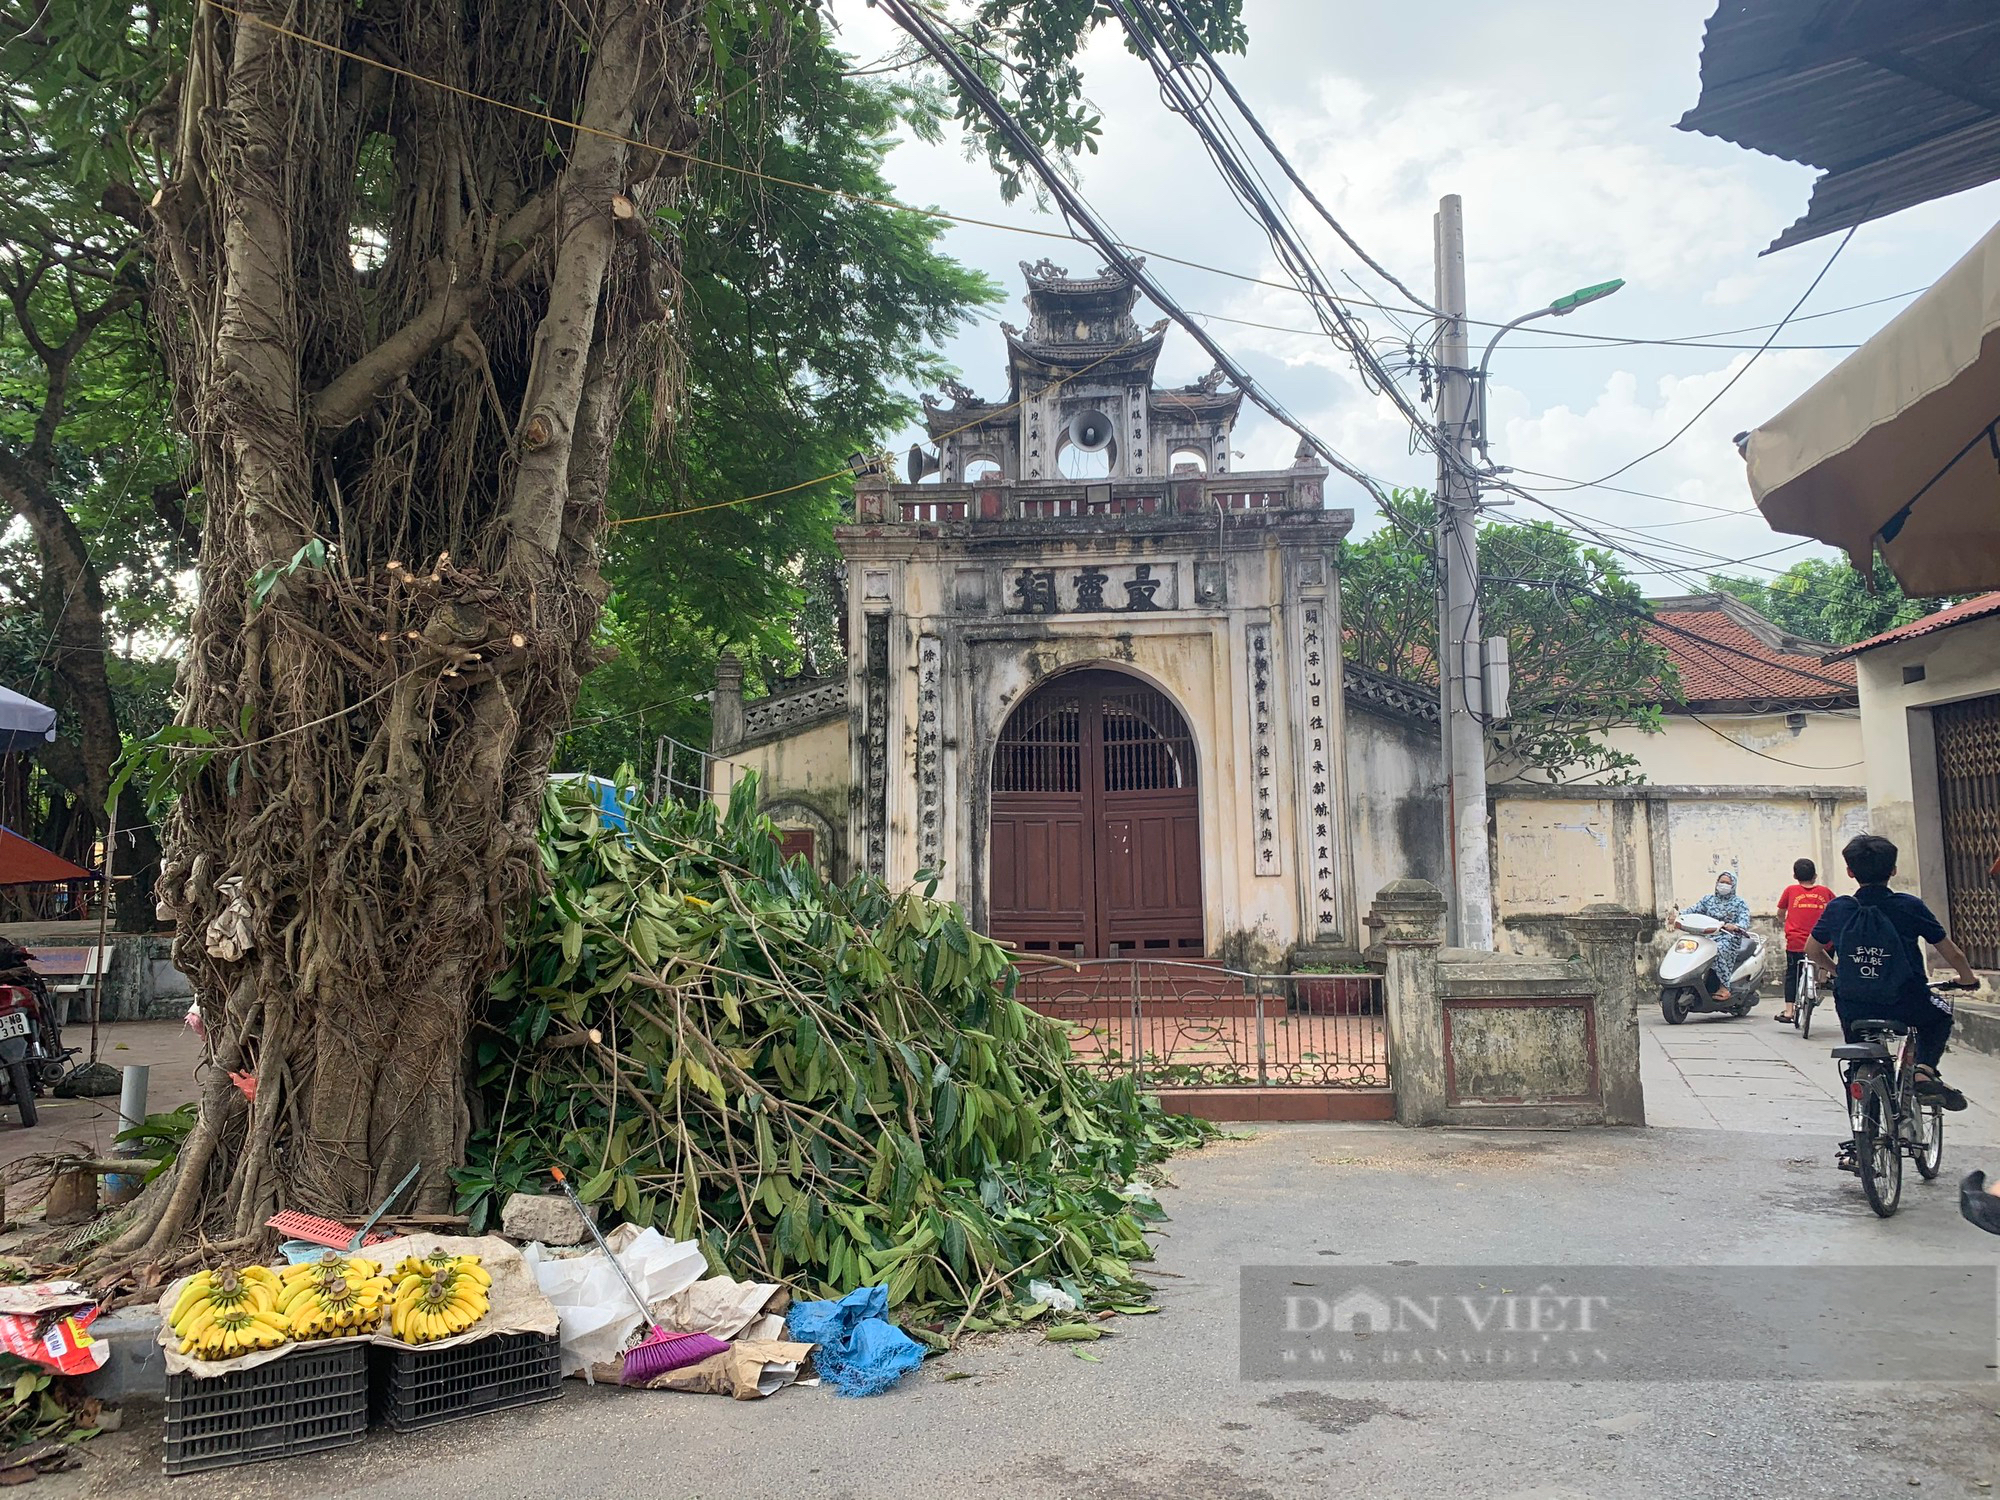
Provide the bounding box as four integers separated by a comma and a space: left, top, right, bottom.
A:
1342, 491, 1678, 784
562, 43, 998, 779
1708, 558, 1966, 647
0, 4, 186, 921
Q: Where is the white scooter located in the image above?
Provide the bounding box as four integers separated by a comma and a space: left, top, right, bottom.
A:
1658, 911, 1769, 1024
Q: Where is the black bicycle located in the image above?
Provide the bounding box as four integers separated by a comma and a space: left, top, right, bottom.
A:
1831, 982, 1979, 1218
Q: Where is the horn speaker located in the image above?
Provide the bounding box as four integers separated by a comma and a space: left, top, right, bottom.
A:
1066, 409, 1114, 452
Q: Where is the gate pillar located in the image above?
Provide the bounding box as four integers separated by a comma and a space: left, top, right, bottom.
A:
1364, 880, 1447, 1126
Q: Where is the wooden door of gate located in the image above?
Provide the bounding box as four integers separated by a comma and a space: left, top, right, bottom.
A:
989, 671, 1202, 957
1935, 691, 2000, 969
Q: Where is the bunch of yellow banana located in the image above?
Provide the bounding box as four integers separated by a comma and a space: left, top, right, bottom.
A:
278, 1255, 392, 1339
390, 1253, 491, 1344
393, 1248, 490, 1286
168, 1265, 289, 1359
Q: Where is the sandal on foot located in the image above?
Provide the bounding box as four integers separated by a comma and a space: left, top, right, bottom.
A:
1775, 1011, 1796, 1024
1914, 1068, 1969, 1112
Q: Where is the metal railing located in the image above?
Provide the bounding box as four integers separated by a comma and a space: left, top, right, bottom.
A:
1015, 957, 1387, 1090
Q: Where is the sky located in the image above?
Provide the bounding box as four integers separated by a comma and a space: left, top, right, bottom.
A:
826, 0, 2000, 598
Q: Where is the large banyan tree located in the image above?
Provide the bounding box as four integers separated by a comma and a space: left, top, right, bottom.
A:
110, 0, 1245, 1258
127, 0, 709, 1252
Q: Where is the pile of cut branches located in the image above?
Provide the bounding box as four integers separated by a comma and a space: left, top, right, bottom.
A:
460, 777, 1211, 1335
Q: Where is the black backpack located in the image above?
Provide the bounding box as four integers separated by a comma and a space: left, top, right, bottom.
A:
1833, 899, 1915, 1005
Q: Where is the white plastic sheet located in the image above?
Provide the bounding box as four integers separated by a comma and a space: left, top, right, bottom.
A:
521, 1225, 706, 1379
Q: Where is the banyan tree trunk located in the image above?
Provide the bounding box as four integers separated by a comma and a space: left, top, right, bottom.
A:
122, 0, 704, 1255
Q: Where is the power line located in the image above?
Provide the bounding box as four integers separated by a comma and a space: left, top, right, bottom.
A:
1478, 574, 1861, 694
1149, 0, 1438, 316
1685, 712, 1862, 770
874, 0, 1407, 517
1511, 222, 1861, 494
1187, 305, 1862, 353
608, 333, 1155, 527
197, 0, 1430, 342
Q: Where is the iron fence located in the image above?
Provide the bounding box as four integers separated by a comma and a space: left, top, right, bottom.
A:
1015, 958, 1388, 1089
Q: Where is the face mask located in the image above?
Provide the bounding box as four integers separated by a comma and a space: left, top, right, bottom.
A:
1715, 880, 1734, 898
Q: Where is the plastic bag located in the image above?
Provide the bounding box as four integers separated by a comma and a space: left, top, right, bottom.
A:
785, 1285, 925, 1397
1027, 1279, 1077, 1313
522, 1226, 706, 1379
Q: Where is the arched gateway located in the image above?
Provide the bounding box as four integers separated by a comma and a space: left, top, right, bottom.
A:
707, 259, 1360, 968
989, 669, 1203, 957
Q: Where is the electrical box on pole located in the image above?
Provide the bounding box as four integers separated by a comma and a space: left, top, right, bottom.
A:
1481, 636, 1511, 722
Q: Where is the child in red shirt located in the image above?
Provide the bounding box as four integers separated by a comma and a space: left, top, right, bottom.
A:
1774, 857, 1834, 1023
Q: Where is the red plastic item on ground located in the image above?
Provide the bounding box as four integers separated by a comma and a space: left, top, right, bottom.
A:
264, 1211, 393, 1251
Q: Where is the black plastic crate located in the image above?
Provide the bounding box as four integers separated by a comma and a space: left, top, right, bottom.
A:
163, 1344, 368, 1476
369, 1331, 562, 1433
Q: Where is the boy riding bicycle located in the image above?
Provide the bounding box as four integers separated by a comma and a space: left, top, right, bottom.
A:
1807, 833, 1980, 1111
1774, 857, 1832, 1026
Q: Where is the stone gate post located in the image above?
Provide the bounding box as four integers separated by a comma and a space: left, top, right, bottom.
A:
1365, 879, 1447, 1126
1565, 904, 1646, 1126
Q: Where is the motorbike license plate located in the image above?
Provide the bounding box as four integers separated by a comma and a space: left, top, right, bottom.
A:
1673, 939, 1700, 953
0, 1013, 31, 1041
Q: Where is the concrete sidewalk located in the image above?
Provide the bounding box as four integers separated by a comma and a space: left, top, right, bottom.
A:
1642, 994, 2000, 1157
52, 1114, 2000, 1500
0, 1021, 202, 1171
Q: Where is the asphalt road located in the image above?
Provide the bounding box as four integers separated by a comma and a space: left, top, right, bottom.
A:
51, 1009, 2000, 1500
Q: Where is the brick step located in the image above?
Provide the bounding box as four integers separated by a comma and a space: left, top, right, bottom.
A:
1154, 1087, 1395, 1123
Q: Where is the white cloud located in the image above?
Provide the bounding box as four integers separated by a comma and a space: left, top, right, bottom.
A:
830, 0, 2000, 593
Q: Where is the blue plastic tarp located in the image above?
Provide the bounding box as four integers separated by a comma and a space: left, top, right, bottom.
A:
785, 1285, 926, 1397
549, 773, 631, 831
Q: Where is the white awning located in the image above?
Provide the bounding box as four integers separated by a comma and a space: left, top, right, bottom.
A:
1745, 218, 2000, 596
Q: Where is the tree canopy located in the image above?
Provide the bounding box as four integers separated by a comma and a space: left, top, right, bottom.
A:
1708, 558, 1967, 647
562, 39, 998, 779
0, 2, 187, 916
1342, 491, 1677, 784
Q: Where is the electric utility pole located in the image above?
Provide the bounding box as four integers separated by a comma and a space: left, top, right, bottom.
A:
1433, 194, 1494, 949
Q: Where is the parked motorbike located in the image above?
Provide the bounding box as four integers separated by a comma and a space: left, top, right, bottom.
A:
0, 983, 69, 1128
1658, 911, 1768, 1024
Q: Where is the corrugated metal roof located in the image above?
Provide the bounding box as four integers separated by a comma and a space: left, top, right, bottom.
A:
1823, 590, 2000, 659
1677, 1, 2000, 252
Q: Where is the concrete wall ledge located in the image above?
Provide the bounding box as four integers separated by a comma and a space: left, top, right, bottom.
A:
1491, 781, 1865, 802
1954, 999, 2000, 1058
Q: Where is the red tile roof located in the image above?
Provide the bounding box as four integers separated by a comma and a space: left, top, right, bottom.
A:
1823, 591, 2000, 661
1645, 596, 1856, 708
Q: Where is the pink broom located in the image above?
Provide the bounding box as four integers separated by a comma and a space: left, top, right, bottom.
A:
549, 1166, 728, 1384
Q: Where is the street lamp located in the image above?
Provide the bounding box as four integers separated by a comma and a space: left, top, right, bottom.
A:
1473, 278, 1624, 462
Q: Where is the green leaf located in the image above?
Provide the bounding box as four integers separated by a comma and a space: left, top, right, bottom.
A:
1042, 1323, 1104, 1342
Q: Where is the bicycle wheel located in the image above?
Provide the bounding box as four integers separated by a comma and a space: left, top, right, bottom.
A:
1799, 996, 1815, 1040
1854, 1069, 1902, 1217
1913, 1100, 1945, 1181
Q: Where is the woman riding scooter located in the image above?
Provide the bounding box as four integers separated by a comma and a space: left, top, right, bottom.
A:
1675, 870, 1753, 1002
